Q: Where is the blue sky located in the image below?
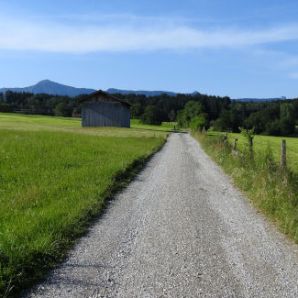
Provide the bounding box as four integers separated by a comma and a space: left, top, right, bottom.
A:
1, 0, 298, 98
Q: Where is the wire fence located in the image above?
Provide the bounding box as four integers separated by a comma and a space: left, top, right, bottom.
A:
225, 134, 298, 171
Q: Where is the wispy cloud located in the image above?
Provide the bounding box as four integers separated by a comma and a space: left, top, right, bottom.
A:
1, 15, 298, 53
280, 56, 298, 67
289, 72, 298, 79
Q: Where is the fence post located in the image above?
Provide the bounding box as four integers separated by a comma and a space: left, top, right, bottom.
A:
280, 139, 287, 169
233, 138, 238, 151
248, 135, 254, 159
223, 133, 228, 145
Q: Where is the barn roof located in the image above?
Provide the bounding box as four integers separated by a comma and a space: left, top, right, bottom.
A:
80, 90, 130, 108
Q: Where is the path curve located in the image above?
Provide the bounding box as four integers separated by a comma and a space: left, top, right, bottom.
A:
25, 133, 298, 298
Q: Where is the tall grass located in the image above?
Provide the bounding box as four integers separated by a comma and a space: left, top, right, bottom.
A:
0, 129, 165, 296
194, 132, 298, 243
208, 131, 298, 174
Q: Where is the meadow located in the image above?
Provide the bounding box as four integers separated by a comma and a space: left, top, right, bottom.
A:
0, 113, 168, 296
0, 114, 175, 136
227, 132, 298, 173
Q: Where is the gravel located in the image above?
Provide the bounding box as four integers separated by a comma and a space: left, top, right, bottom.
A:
24, 133, 298, 298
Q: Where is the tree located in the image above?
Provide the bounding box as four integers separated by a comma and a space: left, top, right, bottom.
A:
265, 119, 282, 136
280, 103, 295, 135
0, 103, 12, 112
130, 102, 143, 118
141, 105, 162, 125
54, 102, 72, 117
212, 110, 232, 131
189, 114, 207, 131
244, 111, 266, 134
177, 101, 203, 128
168, 110, 176, 122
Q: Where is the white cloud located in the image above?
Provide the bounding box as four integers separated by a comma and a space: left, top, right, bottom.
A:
1, 15, 298, 53
289, 72, 298, 79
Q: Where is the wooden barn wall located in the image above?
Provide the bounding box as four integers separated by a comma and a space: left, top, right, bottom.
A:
82, 102, 130, 127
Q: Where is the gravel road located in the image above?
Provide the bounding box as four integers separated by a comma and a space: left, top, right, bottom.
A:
25, 133, 298, 298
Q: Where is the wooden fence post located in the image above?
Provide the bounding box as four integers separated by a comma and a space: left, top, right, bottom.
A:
248, 135, 254, 159
233, 138, 238, 151
223, 134, 228, 145
280, 139, 287, 169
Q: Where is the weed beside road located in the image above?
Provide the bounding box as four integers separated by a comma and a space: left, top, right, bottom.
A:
195, 132, 298, 244
208, 131, 298, 174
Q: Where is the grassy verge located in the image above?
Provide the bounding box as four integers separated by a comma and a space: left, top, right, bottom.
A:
0, 114, 167, 297
194, 132, 298, 244
208, 131, 298, 174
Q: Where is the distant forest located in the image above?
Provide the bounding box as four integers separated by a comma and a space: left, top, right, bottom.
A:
1, 91, 298, 136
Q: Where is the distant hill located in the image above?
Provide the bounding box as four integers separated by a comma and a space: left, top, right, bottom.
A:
0, 80, 95, 97
0, 80, 286, 101
235, 97, 287, 102
0, 81, 178, 97
107, 88, 177, 97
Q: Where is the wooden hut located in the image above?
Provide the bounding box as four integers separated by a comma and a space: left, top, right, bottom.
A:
80, 90, 130, 128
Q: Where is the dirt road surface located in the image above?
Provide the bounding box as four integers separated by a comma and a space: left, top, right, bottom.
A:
25, 133, 298, 298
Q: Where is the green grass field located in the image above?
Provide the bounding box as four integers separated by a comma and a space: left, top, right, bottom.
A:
208, 131, 298, 173
0, 113, 168, 296
0, 113, 175, 136
130, 119, 177, 131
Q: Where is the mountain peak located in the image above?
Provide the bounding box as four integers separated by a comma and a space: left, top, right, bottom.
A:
37, 79, 54, 84
0, 80, 95, 97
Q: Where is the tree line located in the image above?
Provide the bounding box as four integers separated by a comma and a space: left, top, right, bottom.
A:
0, 91, 80, 116
0, 91, 230, 123
177, 99, 298, 136
0, 90, 297, 136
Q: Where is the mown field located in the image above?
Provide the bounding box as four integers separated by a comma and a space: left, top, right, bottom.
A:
208, 131, 298, 173
0, 113, 169, 296
0, 114, 175, 134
